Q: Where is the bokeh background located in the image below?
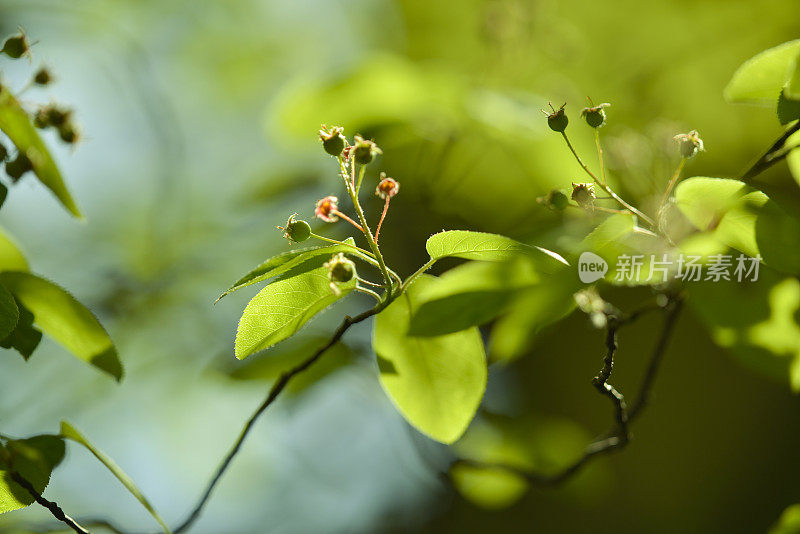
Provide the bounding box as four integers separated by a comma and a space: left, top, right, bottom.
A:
1, 0, 800, 532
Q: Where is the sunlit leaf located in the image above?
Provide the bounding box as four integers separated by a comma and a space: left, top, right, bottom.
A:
408, 259, 540, 337
785, 52, 800, 100
0, 87, 81, 217
425, 230, 567, 269
60, 422, 170, 533
216, 238, 356, 302
724, 40, 800, 105
0, 227, 28, 272
235, 263, 355, 359
373, 275, 486, 444
0, 435, 65, 514
778, 90, 800, 125
0, 272, 121, 381
489, 270, 580, 363
675, 177, 800, 274
771, 504, 800, 534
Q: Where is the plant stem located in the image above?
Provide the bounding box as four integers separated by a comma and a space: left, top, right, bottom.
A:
10, 472, 89, 534
356, 165, 367, 194
401, 258, 437, 292
173, 300, 395, 534
594, 129, 607, 186
332, 210, 364, 232
309, 233, 375, 258
740, 120, 800, 181
659, 157, 686, 213
356, 285, 382, 302
375, 198, 390, 243
309, 233, 402, 286
561, 131, 654, 226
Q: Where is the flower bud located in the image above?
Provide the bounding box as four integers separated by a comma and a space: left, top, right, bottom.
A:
33, 104, 71, 129
325, 253, 356, 286
352, 135, 381, 165
545, 102, 568, 132
537, 189, 569, 211
1, 31, 29, 59
319, 125, 346, 157
33, 67, 53, 86
375, 173, 399, 199
314, 195, 339, 222
278, 213, 311, 243
57, 121, 80, 145
5, 152, 33, 182
673, 130, 704, 159
581, 102, 610, 128
571, 182, 596, 209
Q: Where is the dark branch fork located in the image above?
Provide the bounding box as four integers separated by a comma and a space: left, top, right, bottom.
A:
455, 294, 684, 485
9, 472, 89, 534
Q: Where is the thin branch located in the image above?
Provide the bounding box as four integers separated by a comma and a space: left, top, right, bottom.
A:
454, 295, 683, 486
172, 300, 392, 534
374, 198, 390, 243
10, 472, 89, 534
740, 121, 800, 181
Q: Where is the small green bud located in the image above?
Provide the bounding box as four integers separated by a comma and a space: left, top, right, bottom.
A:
33, 67, 53, 86
538, 189, 569, 211
325, 253, 356, 294
1, 31, 29, 59
319, 125, 346, 157
33, 104, 71, 129
277, 213, 312, 243
57, 121, 80, 144
571, 182, 596, 209
545, 102, 568, 132
5, 152, 33, 182
581, 102, 610, 128
673, 130, 704, 159
352, 135, 382, 165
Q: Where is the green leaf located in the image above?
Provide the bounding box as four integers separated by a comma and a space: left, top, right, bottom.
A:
786, 51, 800, 101
0, 272, 121, 380
60, 422, 170, 533
408, 259, 540, 337
689, 271, 800, 392
0, 283, 19, 341
778, 90, 800, 125
0, 435, 65, 514
235, 263, 355, 359
789, 131, 800, 188
0, 87, 81, 217
724, 40, 800, 105
0, 227, 28, 272
771, 504, 800, 534
451, 415, 591, 509
0, 299, 42, 361
675, 177, 800, 274
489, 270, 580, 363
426, 230, 562, 264
221, 334, 355, 395
216, 238, 357, 302
372, 275, 487, 444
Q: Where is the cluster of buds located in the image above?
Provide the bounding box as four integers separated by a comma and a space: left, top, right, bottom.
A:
674, 130, 704, 159
571, 182, 596, 209
33, 104, 80, 144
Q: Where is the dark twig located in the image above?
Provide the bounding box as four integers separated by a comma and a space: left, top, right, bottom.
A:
454, 294, 683, 485
740, 121, 800, 181
9, 472, 89, 534
172, 300, 392, 534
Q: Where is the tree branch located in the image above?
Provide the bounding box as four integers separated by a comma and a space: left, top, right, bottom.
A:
172, 300, 391, 534
454, 294, 683, 486
740, 121, 800, 181
10, 471, 89, 534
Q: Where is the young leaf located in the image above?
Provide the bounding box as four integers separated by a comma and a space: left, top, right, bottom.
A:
235, 263, 355, 359
724, 40, 800, 105
0, 435, 65, 514
60, 422, 170, 533
0, 226, 28, 272
216, 238, 356, 302
0, 87, 81, 218
0, 282, 19, 341
373, 275, 487, 444
0, 299, 42, 361
0, 272, 121, 381
426, 230, 529, 262
407, 259, 541, 337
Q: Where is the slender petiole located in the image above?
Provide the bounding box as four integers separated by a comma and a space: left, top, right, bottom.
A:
356, 285, 382, 303
356, 165, 367, 194
332, 210, 364, 232
560, 131, 655, 226
375, 198, 391, 243
659, 157, 686, 213
594, 129, 607, 187
357, 276, 383, 288
309, 232, 375, 258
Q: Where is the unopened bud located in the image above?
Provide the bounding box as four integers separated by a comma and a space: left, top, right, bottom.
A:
315, 196, 339, 223
277, 213, 311, 243
537, 189, 569, 211
581, 102, 610, 128
319, 125, 346, 157
375, 173, 399, 199
545, 102, 568, 132
33, 67, 53, 86
673, 130, 704, 159
5, 152, 33, 182
571, 182, 596, 209
325, 253, 356, 294
352, 135, 381, 165
1, 31, 30, 59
